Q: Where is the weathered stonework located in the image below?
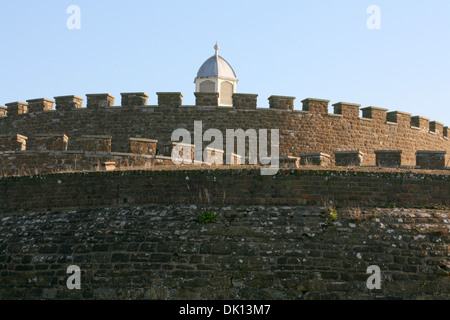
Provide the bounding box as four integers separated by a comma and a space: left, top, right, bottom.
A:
157, 92, 183, 107
0, 151, 154, 176
5, 102, 28, 115
416, 151, 447, 170
86, 94, 115, 109
129, 138, 157, 156
0, 134, 27, 151
333, 102, 361, 120
361, 107, 388, 123
334, 151, 364, 167
34, 134, 68, 151
299, 153, 332, 166
0, 167, 448, 300
54, 96, 83, 111
121, 92, 149, 108
79, 135, 112, 152
232, 93, 258, 110
375, 150, 403, 168
430, 121, 444, 136
302, 98, 330, 115
195, 92, 219, 107
26, 98, 55, 113
0, 91, 449, 168
0, 204, 448, 300
411, 116, 431, 131
0, 106, 7, 118
269, 96, 295, 111
279, 156, 300, 168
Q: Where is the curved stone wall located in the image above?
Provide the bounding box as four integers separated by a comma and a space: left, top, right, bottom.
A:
0, 96, 449, 167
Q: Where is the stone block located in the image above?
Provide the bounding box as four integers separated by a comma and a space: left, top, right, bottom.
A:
129, 138, 158, 156
54, 95, 83, 111
334, 151, 364, 167
34, 134, 69, 151
387, 111, 412, 127
233, 93, 258, 110
121, 92, 149, 107
86, 94, 115, 109
416, 151, 446, 170
79, 135, 112, 152
0, 134, 28, 151
5, 102, 28, 115
0, 106, 6, 117
157, 92, 183, 107
299, 153, 332, 166
195, 92, 219, 107
302, 98, 330, 115
411, 116, 430, 131
375, 150, 402, 168
429, 121, 444, 136
279, 156, 300, 168
333, 102, 361, 119
96, 162, 116, 171
361, 107, 388, 122
26, 98, 55, 113
269, 95, 295, 111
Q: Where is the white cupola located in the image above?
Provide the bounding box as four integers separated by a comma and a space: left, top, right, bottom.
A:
194, 42, 239, 107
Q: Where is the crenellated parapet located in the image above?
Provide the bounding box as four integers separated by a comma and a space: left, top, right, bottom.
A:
55, 95, 83, 111
1, 91, 449, 169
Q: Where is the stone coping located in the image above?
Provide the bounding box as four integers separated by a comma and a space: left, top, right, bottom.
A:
121, 92, 149, 96
156, 92, 183, 95
54, 95, 84, 100
233, 93, 258, 97
388, 110, 413, 116
301, 98, 330, 103
129, 138, 158, 143
416, 151, 447, 154
374, 150, 403, 154
26, 98, 56, 103
269, 95, 296, 100
332, 102, 361, 108
334, 151, 364, 155
299, 153, 331, 157
86, 93, 115, 98
411, 115, 431, 121
361, 106, 389, 111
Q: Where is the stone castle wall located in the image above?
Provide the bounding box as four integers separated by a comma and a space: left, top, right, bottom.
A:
0, 169, 448, 300
0, 168, 449, 213
0, 93, 448, 168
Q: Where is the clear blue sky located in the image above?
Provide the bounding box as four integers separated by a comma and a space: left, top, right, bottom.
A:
1, 0, 449, 126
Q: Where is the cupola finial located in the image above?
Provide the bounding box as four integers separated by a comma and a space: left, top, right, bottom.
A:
214, 41, 220, 56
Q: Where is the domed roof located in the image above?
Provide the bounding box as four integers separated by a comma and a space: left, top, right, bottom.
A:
196, 43, 238, 80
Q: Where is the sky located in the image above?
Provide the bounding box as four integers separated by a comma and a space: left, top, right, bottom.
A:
0, 0, 449, 126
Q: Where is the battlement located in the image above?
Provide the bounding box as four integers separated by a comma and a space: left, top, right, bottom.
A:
2, 91, 447, 140
1, 91, 449, 172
